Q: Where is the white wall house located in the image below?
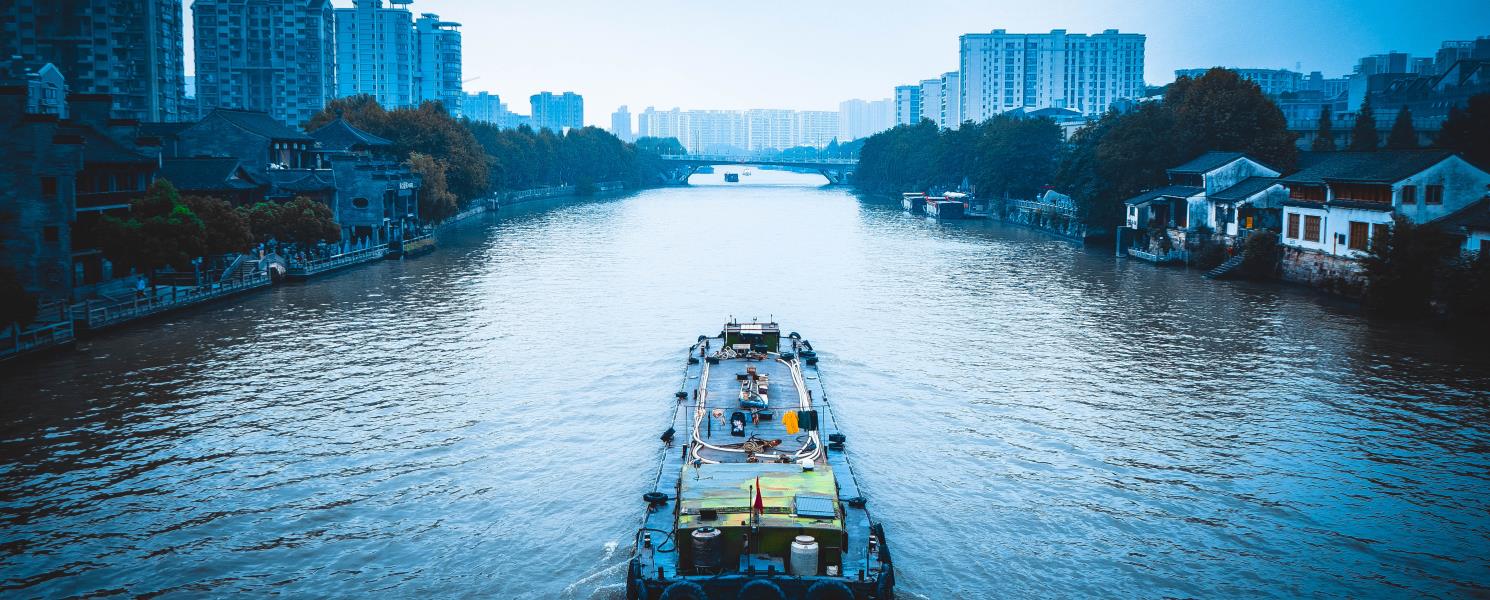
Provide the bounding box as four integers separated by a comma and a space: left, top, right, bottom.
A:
1163, 152, 1282, 234
1279, 151, 1490, 259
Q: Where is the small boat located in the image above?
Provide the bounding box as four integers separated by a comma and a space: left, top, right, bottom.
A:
925, 196, 966, 220
724, 173, 741, 183
901, 192, 926, 213
628, 321, 894, 600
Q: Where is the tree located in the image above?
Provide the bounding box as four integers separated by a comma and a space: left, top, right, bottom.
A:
1386, 106, 1419, 149
237, 198, 340, 246
1167, 68, 1298, 170
1361, 216, 1455, 316
407, 152, 458, 222
95, 180, 206, 283
0, 267, 37, 328
1436, 94, 1490, 169
183, 195, 253, 255
1311, 105, 1336, 152
276, 197, 341, 245
1349, 101, 1380, 151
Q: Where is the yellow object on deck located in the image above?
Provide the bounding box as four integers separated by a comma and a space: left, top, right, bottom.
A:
782, 410, 799, 435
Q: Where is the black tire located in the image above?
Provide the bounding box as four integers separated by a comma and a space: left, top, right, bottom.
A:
805, 580, 855, 600
737, 579, 786, 600
659, 580, 708, 600
643, 491, 668, 504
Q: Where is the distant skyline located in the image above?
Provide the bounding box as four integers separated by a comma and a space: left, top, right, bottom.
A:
183, 0, 1490, 127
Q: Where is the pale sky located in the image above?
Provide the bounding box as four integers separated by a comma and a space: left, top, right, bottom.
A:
185, 0, 1490, 126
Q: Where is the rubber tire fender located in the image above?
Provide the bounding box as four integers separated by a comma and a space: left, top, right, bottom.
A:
737, 579, 787, 600
805, 580, 855, 600
659, 580, 708, 600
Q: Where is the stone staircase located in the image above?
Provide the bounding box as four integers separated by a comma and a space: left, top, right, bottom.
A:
1204, 253, 1247, 279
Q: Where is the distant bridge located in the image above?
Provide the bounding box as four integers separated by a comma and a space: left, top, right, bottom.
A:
657, 154, 857, 185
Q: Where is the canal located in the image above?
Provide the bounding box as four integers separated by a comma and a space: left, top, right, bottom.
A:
2, 170, 1488, 598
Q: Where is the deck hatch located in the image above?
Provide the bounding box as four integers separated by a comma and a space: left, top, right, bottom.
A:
794, 495, 836, 518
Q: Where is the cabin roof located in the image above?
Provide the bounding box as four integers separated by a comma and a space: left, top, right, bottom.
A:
1167, 151, 1247, 175
1434, 197, 1490, 232
1124, 185, 1202, 206
1210, 177, 1282, 202
1281, 150, 1455, 185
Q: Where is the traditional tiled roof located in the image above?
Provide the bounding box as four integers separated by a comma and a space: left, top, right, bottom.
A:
1167, 151, 1247, 175
56, 123, 154, 164
1123, 185, 1202, 206
267, 168, 336, 192
139, 121, 192, 139
1280, 150, 1455, 185
1210, 177, 1282, 202
207, 108, 313, 141
158, 157, 261, 191
310, 118, 393, 153
1433, 198, 1490, 233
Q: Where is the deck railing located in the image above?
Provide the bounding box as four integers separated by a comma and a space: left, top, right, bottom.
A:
285, 245, 388, 277
0, 314, 74, 361
78, 275, 270, 331
1005, 198, 1078, 217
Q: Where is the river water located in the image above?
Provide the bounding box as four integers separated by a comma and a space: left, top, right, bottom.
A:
3, 170, 1488, 599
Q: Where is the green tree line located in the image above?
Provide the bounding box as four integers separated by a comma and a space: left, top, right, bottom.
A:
305, 96, 677, 219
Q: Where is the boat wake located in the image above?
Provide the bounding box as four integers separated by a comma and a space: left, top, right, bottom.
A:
558, 555, 629, 600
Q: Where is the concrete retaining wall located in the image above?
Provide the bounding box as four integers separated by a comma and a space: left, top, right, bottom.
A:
1280, 246, 1366, 298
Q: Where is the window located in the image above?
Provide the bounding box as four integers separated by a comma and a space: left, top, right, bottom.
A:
351, 197, 370, 209
1286, 213, 1300, 239
1348, 221, 1370, 251
43, 226, 59, 243
1425, 185, 1443, 205
1304, 215, 1322, 242
40, 176, 57, 199
1402, 185, 1416, 205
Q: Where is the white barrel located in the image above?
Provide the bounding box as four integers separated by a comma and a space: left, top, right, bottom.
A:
789, 535, 819, 576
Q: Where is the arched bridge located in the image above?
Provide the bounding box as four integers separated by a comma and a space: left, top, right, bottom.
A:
657, 154, 857, 185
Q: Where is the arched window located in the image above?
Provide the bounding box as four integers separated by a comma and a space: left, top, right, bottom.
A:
351, 197, 369, 209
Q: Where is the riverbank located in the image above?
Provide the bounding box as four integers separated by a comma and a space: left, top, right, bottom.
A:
1, 182, 639, 366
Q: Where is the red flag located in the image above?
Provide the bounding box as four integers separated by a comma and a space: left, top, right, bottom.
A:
753, 476, 765, 515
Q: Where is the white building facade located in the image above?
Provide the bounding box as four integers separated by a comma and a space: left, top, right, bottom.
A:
893, 84, 922, 126
959, 29, 1146, 122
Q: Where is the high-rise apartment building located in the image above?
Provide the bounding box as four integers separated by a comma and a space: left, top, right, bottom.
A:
2, 0, 187, 121
530, 92, 584, 132
463, 92, 503, 123
919, 78, 943, 127
837, 98, 894, 141
637, 107, 847, 153
894, 85, 922, 126
610, 106, 633, 141
333, 1, 462, 114
939, 71, 962, 128
335, 0, 416, 109
959, 29, 1146, 121
796, 111, 840, 147
192, 0, 336, 127
414, 13, 462, 115
1174, 67, 1303, 96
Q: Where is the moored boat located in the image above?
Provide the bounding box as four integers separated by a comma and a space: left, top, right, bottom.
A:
629, 321, 894, 600
900, 192, 926, 213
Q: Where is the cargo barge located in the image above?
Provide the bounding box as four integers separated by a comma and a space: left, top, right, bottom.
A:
629, 321, 894, 600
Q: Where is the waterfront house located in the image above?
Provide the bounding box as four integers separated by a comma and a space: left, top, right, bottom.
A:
1279, 151, 1490, 258
1276, 150, 1490, 291
1165, 152, 1283, 239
